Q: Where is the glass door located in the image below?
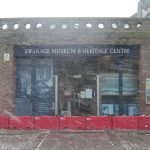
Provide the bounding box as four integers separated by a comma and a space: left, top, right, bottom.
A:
57, 57, 98, 116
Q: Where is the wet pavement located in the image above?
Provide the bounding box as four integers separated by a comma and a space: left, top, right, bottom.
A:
0, 130, 150, 150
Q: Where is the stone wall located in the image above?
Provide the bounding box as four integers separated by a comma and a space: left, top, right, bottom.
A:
0, 45, 15, 114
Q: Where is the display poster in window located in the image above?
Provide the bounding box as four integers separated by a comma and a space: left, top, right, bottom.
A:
16, 59, 32, 98
100, 73, 118, 95
100, 73, 137, 95
146, 79, 150, 104
35, 59, 54, 115
123, 74, 137, 95
128, 104, 139, 116
102, 104, 114, 115
36, 59, 53, 88
16, 59, 32, 115
85, 89, 92, 99
80, 91, 86, 99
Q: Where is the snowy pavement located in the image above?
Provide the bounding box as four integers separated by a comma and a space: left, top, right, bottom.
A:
0, 130, 150, 150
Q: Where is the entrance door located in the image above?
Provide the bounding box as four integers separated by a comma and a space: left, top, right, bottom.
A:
57, 57, 98, 116
16, 58, 54, 116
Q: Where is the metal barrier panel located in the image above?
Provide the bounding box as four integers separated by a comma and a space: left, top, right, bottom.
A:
0, 115, 9, 129
59, 116, 86, 130
4, 115, 150, 130
138, 116, 150, 130
9, 116, 34, 129
34, 116, 59, 129
86, 116, 112, 130
112, 116, 138, 129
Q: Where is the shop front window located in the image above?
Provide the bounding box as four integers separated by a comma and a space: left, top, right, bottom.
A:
15, 45, 140, 116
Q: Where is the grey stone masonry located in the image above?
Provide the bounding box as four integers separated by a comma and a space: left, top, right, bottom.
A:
0, 18, 149, 45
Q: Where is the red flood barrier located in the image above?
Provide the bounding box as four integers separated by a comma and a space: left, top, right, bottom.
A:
59, 116, 85, 130
34, 116, 59, 129
9, 116, 34, 129
0, 115, 9, 128
138, 116, 150, 130
112, 116, 138, 129
86, 116, 112, 130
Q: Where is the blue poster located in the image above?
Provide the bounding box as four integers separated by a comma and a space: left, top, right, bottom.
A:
100, 73, 118, 95
100, 73, 137, 95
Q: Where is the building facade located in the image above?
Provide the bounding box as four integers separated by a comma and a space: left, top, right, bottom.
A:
135, 0, 150, 17
0, 18, 150, 116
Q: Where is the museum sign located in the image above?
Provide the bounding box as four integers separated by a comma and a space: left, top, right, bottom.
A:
14, 45, 139, 57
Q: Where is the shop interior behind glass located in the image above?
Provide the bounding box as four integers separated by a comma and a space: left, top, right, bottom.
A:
15, 53, 139, 116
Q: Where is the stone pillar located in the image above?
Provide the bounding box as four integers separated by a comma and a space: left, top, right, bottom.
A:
0, 45, 15, 114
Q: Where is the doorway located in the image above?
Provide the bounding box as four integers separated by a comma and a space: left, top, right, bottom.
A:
56, 57, 98, 116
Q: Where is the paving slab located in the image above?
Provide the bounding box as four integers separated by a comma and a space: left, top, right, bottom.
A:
0, 130, 149, 150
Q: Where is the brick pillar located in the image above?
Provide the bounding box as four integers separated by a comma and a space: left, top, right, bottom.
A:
139, 45, 150, 115
0, 45, 15, 114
